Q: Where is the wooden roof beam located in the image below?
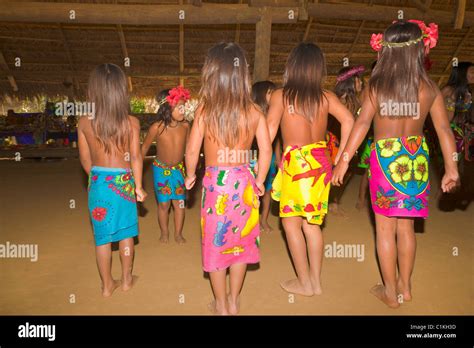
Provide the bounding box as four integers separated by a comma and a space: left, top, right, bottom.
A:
253, 8, 272, 83
410, 0, 432, 13
0, 51, 18, 92
454, 0, 466, 29
307, 3, 474, 26
0, 2, 298, 25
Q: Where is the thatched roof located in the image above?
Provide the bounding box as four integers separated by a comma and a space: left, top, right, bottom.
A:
0, 0, 473, 100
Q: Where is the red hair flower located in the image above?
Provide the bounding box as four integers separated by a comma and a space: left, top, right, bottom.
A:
370, 33, 383, 52
166, 86, 191, 107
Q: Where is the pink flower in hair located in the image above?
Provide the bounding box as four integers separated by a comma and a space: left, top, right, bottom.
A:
425, 23, 438, 49
166, 86, 191, 107
370, 33, 383, 52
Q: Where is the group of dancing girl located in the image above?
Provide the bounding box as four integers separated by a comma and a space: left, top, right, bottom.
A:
78, 19, 473, 314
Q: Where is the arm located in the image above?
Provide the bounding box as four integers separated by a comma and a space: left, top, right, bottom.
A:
184, 106, 205, 189
255, 111, 272, 195
266, 88, 284, 143
77, 118, 92, 175
430, 88, 460, 193
326, 91, 355, 164
440, 86, 455, 122
141, 122, 159, 158
129, 116, 147, 202
331, 88, 376, 185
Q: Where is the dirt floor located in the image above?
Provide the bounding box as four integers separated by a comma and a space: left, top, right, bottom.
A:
0, 158, 472, 315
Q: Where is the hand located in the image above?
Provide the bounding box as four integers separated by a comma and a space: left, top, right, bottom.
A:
255, 180, 265, 196
185, 174, 197, 190
441, 169, 460, 193
331, 160, 349, 186
135, 187, 147, 202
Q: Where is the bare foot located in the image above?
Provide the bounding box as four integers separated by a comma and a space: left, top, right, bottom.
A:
370, 284, 400, 309
329, 203, 348, 218
102, 280, 120, 298
122, 275, 139, 292
280, 279, 314, 296
355, 200, 367, 211
208, 300, 229, 315
159, 234, 169, 243
261, 223, 274, 234
227, 294, 240, 315
174, 234, 187, 244
397, 279, 412, 302
310, 275, 322, 295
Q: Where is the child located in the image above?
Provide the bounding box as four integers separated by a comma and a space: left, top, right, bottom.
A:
141, 87, 190, 244
266, 43, 354, 296
251, 80, 281, 232
328, 65, 366, 215
78, 63, 146, 297
185, 42, 272, 315
332, 20, 459, 308
334, 65, 368, 211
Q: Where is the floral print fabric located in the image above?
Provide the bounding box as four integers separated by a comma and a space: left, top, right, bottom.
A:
368, 136, 430, 218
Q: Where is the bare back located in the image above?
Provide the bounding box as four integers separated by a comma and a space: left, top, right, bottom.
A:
154, 121, 189, 166
372, 82, 438, 140
277, 89, 330, 148
78, 115, 136, 168
203, 105, 261, 166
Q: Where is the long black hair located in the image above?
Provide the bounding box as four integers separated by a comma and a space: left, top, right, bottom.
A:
446, 61, 473, 103
251, 80, 276, 115
156, 89, 173, 132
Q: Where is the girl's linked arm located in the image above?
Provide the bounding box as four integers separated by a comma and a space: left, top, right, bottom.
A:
255, 111, 272, 196
430, 88, 460, 192
266, 88, 284, 143
184, 106, 205, 189
326, 91, 355, 164
129, 116, 147, 202
78, 118, 92, 175
141, 122, 159, 158
331, 88, 376, 186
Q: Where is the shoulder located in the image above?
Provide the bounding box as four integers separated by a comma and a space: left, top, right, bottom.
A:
249, 103, 264, 122
77, 116, 90, 130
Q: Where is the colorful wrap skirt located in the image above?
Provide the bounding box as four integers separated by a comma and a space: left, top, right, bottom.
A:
152, 158, 186, 203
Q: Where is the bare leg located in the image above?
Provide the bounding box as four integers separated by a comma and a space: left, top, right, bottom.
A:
396, 218, 416, 302
260, 192, 273, 233
95, 243, 119, 297
370, 214, 400, 308
301, 220, 323, 294
157, 201, 171, 243
280, 217, 314, 296
208, 270, 229, 315
171, 199, 186, 244
119, 238, 137, 291
228, 263, 247, 315
356, 170, 369, 210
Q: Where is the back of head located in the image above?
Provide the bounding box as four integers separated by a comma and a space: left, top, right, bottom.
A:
156, 89, 172, 131
335, 65, 364, 114
446, 61, 473, 103
283, 42, 326, 121
369, 20, 435, 109
199, 42, 253, 147
251, 80, 276, 114
88, 63, 130, 154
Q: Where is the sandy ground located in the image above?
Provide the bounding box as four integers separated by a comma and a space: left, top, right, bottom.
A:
0, 158, 472, 315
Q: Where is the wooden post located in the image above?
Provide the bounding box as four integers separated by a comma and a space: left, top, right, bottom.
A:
253, 8, 272, 83
179, 0, 185, 86
0, 51, 18, 92
454, 0, 466, 29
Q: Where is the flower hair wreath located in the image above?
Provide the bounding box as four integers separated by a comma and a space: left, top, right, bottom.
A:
158, 86, 191, 108
370, 20, 438, 52
336, 65, 365, 83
